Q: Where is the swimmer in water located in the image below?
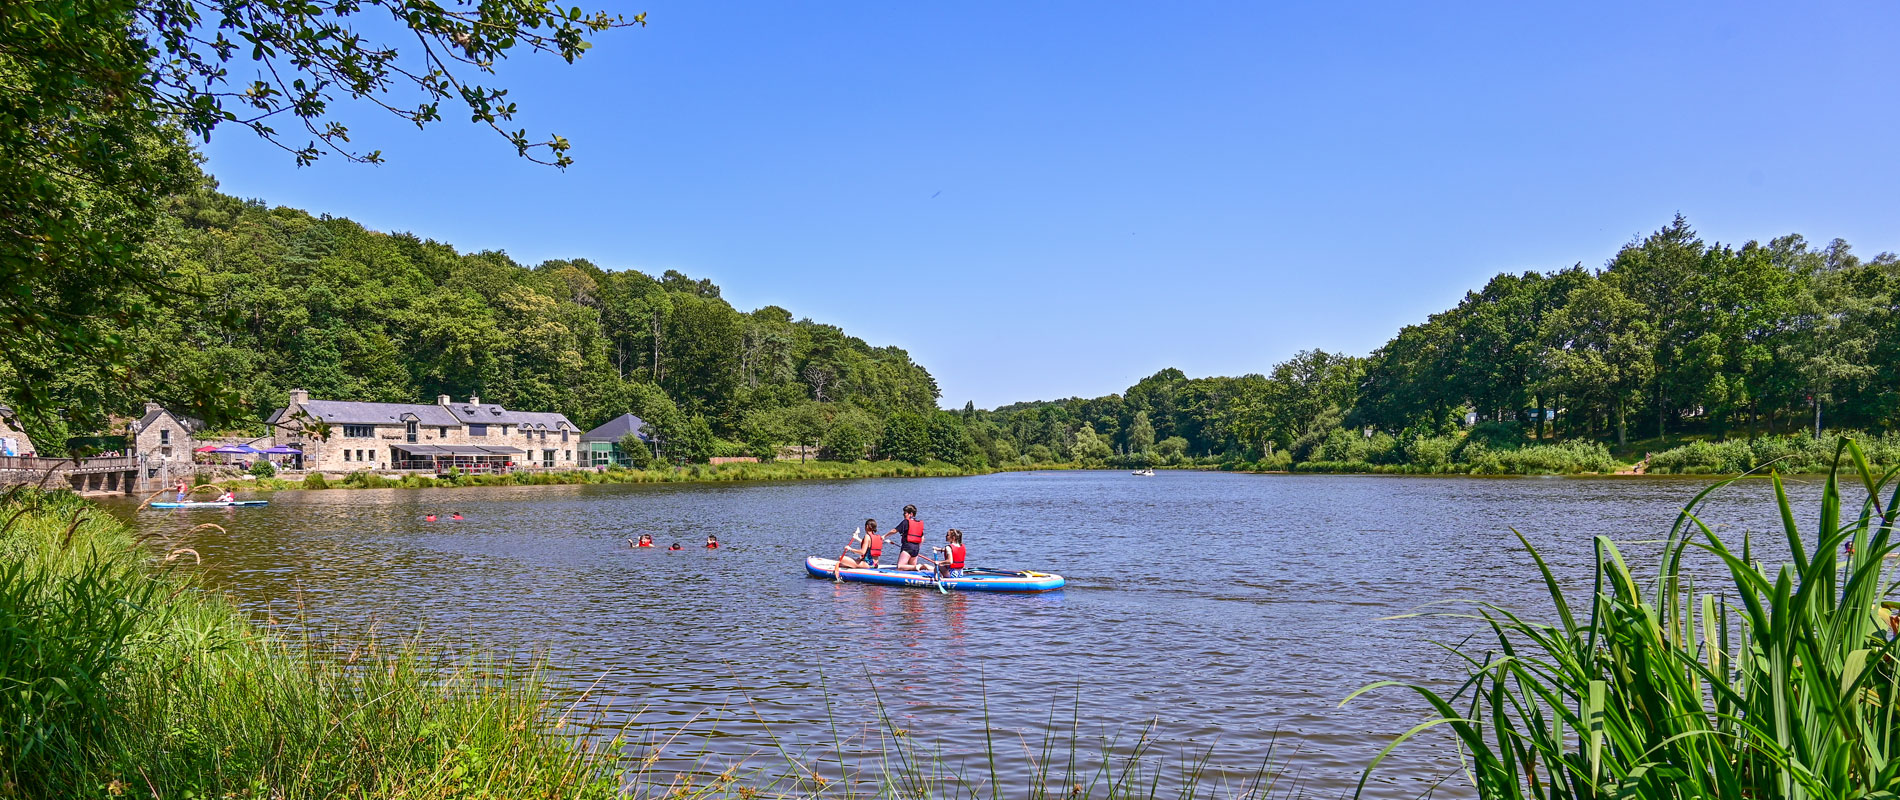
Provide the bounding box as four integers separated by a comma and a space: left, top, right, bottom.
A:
705, 534, 720, 549
424, 513, 437, 522
668, 542, 683, 551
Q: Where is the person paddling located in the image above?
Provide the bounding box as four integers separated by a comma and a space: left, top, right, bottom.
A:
174, 480, 189, 502
837, 517, 883, 573
889, 505, 925, 570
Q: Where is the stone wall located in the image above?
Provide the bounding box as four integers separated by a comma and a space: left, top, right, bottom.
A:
133, 409, 196, 465
0, 414, 35, 457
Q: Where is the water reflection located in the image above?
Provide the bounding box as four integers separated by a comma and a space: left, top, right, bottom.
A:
103, 472, 1828, 798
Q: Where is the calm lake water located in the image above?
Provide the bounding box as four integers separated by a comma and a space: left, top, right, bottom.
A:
102, 471, 1833, 798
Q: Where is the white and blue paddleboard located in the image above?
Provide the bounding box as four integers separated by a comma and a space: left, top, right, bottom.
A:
149, 500, 270, 508
805, 556, 1064, 593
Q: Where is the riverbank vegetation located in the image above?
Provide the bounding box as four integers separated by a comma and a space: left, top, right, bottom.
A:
212, 459, 991, 493
1354, 439, 1900, 798
0, 488, 626, 798
965, 218, 1899, 475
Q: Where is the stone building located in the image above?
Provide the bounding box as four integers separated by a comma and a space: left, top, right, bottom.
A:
130, 402, 203, 464
267, 390, 582, 473
0, 405, 36, 457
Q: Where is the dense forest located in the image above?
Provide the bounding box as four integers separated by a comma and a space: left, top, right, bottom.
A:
968, 217, 1900, 474
6, 174, 987, 466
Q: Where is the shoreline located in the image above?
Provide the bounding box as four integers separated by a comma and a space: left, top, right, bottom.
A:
191, 459, 1079, 496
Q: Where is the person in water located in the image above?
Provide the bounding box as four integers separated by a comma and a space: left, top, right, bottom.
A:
633, 533, 654, 548
837, 517, 882, 570
424, 513, 437, 522
929, 528, 966, 579
450, 512, 464, 521
705, 534, 720, 549
668, 542, 683, 551
889, 505, 925, 570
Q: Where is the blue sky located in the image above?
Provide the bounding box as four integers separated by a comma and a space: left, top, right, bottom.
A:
199, 2, 1900, 409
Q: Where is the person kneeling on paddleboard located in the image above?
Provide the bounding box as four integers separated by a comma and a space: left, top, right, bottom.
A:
837, 518, 882, 569
890, 505, 925, 570
217, 490, 236, 503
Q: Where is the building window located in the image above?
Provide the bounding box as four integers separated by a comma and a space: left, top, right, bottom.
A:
561, 429, 569, 443
344, 425, 374, 438
405, 420, 418, 443
159, 429, 170, 444
344, 449, 351, 462
469, 424, 487, 437
542, 449, 555, 468
440, 426, 449, 437
563, 450, 571, 462
539, 429, 547, 440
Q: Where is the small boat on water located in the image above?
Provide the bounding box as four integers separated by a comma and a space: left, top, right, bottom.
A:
1132, 468, 1155, 476
804, 557, 1065, 592
149, 500, 270, 509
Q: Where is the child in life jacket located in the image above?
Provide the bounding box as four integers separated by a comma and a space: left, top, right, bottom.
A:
216, 490, 236, 502
837, 518, 882, 569
705, 534, 719, 549
930, 528, 966, 579
889, 505, 925, 570
668, 542, 683, 551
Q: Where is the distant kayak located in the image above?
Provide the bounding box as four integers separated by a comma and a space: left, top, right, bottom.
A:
150, 500, 269, 508
805, 556, 1065, 592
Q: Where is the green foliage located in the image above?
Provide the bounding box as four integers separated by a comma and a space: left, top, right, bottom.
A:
822, 422, 868, 462
248, 460, 275, 478
616, 431, 653, 469
880, 410, 931, 464
0, 490, 626, 797
1646, 431, 1900, 474
300, 472, 328, 489
1153, 436, 1188, 463
1354, 439, 1900, 799
1071, 423, 1113, 465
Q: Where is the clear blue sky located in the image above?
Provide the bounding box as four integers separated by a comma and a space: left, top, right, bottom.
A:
198, 1, 1900, 409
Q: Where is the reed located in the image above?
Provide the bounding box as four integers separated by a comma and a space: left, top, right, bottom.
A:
0, 488, 627, 799
1351, 437, 1900, 799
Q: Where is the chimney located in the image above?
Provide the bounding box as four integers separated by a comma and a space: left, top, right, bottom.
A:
144, 401, 162, 414
289, 389, 309, 407
437, 394, 451, 406
468, 395, 481, 406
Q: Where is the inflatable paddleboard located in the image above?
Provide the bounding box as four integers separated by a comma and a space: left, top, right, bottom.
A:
149, 500, 270, 508
805, 556, 1064, 592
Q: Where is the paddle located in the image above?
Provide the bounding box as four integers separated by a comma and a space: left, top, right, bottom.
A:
832, 527, 862, 582
916, 550, 948, 594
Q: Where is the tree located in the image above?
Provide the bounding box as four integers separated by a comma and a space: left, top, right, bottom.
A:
927, 411, 975, 465
821, 422, 867, 462
616, 432, 653, 469
880, 411, 930, 464
0, 0, 639, 424
1126, 411, 1156, 453
1544, 278, 1657, 445
1154, 436, 1188, 463
1072, 423, 1112, 465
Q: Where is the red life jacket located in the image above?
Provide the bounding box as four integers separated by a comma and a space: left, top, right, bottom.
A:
901, 518, 924, 545
864, 534, 882, 559
942, 542, 965, 570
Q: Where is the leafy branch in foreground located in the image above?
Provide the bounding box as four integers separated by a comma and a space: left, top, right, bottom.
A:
136, 0, 646, 166
1350, 437, 1900, 799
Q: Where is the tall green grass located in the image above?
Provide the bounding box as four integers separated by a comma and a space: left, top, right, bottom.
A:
1352, 437, 1900, 798
0, 489, 626, 799
1646, 430, 1900, 474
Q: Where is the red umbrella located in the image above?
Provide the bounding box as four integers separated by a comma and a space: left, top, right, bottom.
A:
193, 445, 218, 452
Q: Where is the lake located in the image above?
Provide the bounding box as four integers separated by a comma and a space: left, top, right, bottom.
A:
101, 470, 1832, 798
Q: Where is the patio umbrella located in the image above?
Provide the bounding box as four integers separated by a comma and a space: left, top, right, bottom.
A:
193, 445, 219, 453
210, 444, 264, 455
262, 446, 302, 455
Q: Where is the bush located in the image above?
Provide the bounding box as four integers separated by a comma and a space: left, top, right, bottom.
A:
300, 472, 328, 489
248, 460, 275, 478
821, 422, 868, 462
1405, 435, 1457, 472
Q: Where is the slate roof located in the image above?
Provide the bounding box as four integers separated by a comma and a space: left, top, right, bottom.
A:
267, 398, 575, 430
135, 407, 205, 434
283, 400, 461, 426
583, 413, 650, 442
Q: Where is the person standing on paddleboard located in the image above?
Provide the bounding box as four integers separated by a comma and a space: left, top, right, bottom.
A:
838, 518, 882, 569
890, 505, 925, 570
